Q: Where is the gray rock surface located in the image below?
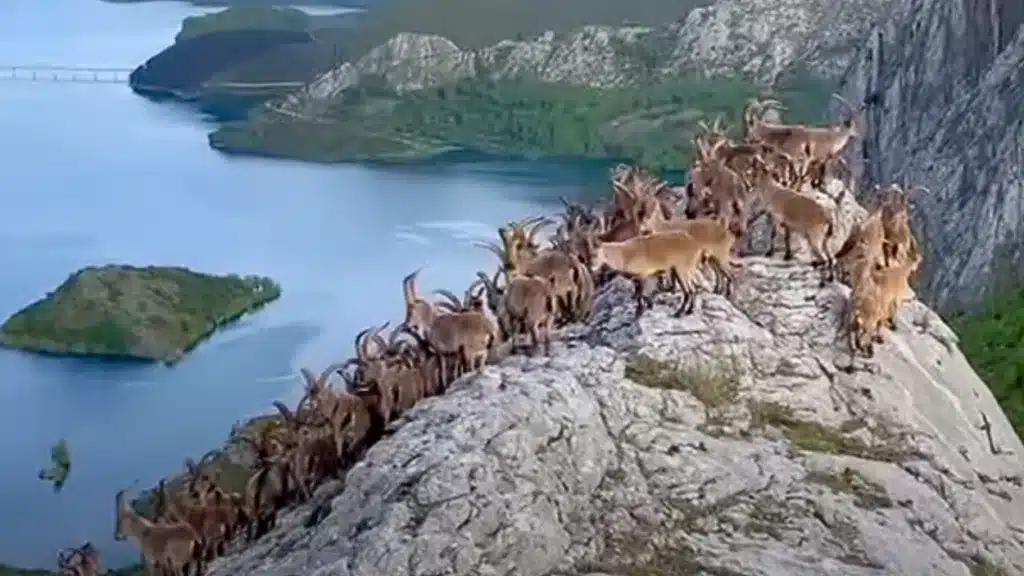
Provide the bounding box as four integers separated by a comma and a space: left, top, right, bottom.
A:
839, 0, 1024, 310
273, 0, 896, 116
208, 183, 1024, 576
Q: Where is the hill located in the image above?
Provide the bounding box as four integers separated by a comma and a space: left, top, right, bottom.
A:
188, 180, 1023, 574
342, 0, 709, 57
129, 28, 313, 100
0, 265, 280, 364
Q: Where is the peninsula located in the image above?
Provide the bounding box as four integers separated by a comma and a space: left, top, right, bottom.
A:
0, 265, 281, 364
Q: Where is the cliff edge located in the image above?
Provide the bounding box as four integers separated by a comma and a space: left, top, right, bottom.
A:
839, 0, 1024, 310
206, 186, 1024, 576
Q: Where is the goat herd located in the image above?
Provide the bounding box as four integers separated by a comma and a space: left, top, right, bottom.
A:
55, 95, 923, 575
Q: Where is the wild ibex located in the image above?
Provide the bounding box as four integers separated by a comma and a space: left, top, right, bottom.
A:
744, 94, 862, 187
114, 489, 202, 576
750, 155, 841, 286
57, 542, 101, 576
589, 231, 710, 318
475, 268, 556, 356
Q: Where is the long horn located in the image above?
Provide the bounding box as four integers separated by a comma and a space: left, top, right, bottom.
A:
369, 322, 390, 357
712, 114, 724, 134
433, 289, 463, 310
299, 367, 318, 389
476, 270, 496, 293
525, 218, 553, 244
272, 400, 295, 424
402, 267, 422, 305
196, 449, 219, 469
354, 326, 373, 360
473, 240, 505, 260
320, 358, 359, 382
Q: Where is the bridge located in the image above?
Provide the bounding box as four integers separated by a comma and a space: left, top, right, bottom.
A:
1, 65, 132, 84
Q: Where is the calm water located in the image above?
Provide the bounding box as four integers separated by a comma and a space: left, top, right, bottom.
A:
0, 0, 608, 568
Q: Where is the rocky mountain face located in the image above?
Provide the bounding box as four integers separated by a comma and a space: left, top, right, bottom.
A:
839, 0, 1024, 310
275, 0, 895, 117
206, 184, 1024, 575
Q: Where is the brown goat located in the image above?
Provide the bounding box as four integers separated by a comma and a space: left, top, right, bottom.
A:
114, 489, 202, 576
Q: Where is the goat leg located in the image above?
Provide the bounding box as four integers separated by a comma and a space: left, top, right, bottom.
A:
765, 216, 777, 258
632, 277, 646, 318
782, 225, 794, 261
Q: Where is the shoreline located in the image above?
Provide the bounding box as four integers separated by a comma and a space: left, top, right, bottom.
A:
0, 277, 282, 365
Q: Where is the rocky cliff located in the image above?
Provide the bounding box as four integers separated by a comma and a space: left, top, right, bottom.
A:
275, 0, 895, 118
205, 186, 1024, 575
839, 0, 1024, 311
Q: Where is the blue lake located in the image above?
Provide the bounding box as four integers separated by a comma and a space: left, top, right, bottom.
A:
0, 0, 609, 568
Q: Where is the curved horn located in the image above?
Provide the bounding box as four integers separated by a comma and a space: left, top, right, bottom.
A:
433, 289, 463, 310
525, 217, 553, 244
434, 300, 463, 313
711, 114, 724, 134
321, 358, 359, 383
476, 270, 496, 293
369, 322, 390, 357
299, 367, 318, 390
356, 326, 376, 360
196, 449, 219, 470
402, 267, 422, 305
272, 400, 295, 424
473, 240, 505, 260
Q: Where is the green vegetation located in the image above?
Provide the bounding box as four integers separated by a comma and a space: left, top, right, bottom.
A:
211, 71, 834, 169
950, 286, 1024, 443
747, 401, 920, 463
805, 467, 893, 509
625, 353, 742, 409
0, 265, 281, 364
344, 0, 710, 56
176, 7, 314, 41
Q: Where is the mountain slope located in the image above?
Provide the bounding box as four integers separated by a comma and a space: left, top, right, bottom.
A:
203, 183, 1024, 575
209, 0, 895, 165
838, 0, 1024, 311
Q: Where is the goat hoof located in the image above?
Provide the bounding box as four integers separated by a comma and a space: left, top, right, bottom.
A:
783, 253, 794, 261
873, 335, 884, 344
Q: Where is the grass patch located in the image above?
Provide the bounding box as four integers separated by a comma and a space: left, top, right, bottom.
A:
747, 401, 919, 463
806, 467, 893, 509
970, 557, 1012, 576
625, 353, 742, 409
949, 283, 1024, 445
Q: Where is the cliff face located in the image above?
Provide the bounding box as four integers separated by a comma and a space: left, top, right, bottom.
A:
205, 186, 1024, 576
839, 0, 1024, 310
275, 0, 894, 117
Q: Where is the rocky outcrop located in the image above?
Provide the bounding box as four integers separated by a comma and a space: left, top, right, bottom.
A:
207, 185, 1024, 576
839, 0, 1024, 310
274, 0, 896, 116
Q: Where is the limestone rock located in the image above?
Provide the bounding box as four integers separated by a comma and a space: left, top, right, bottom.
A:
839, 0, 1024, 309
667, 0, 896, 82
271, 0, 897, 116
356, 33, 477, 92
208, 182, 1024, 576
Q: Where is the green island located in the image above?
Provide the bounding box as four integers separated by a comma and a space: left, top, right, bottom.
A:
210, 70, 834, 170
0, 265, 281, 364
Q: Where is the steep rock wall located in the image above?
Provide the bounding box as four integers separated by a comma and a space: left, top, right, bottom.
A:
839, 0, 1024, 309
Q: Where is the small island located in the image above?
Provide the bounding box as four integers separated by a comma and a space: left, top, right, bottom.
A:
0, 265, 281, 364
